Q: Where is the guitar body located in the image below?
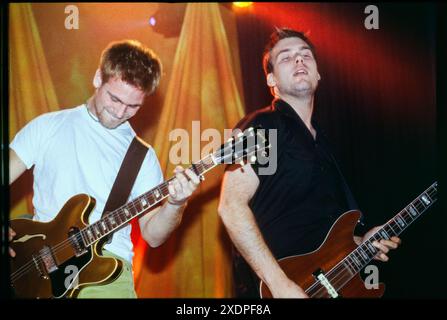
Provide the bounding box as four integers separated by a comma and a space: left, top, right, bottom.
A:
8, 127, 270, 299
10, 194, 123, 298
260, 210, 385, 298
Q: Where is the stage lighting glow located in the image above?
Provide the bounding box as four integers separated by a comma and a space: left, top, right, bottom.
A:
233, 2, 253, 8
149, 17, 156, 26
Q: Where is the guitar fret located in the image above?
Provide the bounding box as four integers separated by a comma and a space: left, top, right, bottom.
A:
115, 212, 123, 225
401, 209, 414, 223
149, 194, 156, 205
361, 243, 371, 257
153, 187, 163, 201
80, 230, 88, 246
373, 233, 381, 242
106, 216, 113, 230
191, 163, 201, 176
351, 254, 362, 268
357, 246, 369, 260
388, 221, 400, 235
395, 214, 407, 229
379, 229, 390, 240
123, 207, 132, 219
421, 193, 432, 206
316, 182, 438, 298
109, 215, 116, 227
366, 241, 378, 255
102, 223, 108, 234
342, 261, 354, 276
413, 199, 425, 211
86, 228, 95, 242
385, 224, 396, 237
139, 198, 149, 210
95, 222, 102, 237
94, 224, 101, 237
343, 259, 355, 275
408, 204, 419, 217
345, 257, 358, 273
119, 211, 127, 224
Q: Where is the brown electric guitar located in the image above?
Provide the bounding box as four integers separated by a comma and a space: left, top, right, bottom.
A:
10, 127, 269, 298
260, 182, 438, 298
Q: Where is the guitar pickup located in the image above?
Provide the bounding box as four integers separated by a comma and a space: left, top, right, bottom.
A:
39, 245, 58, 274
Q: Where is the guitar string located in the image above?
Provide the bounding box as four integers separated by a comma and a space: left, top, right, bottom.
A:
307, 189, 435, 297
307, 186, 436, 297
319, 189, 437, 297
12, 180, 434, 289
10, 165, 192, 281
12, 182, 434, 286
305, 186, 436, 297
10, 173, 190, 282
11, 140, 262, 282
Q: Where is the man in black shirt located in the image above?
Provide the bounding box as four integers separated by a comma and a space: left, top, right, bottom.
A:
218, 28, 401, 298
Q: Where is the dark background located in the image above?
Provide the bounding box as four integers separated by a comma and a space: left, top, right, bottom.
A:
233, 2, 444, 298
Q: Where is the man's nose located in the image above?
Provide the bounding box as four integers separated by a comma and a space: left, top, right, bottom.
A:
295, 54, 304, 64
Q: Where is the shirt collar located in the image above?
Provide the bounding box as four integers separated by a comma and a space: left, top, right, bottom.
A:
272, 98, 326, 145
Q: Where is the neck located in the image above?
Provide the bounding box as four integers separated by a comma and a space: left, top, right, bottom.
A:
86, 97, 98, 118
280, 94, 315, 130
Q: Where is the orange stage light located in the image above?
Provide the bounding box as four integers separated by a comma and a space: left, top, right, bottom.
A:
233, 2, 253, 9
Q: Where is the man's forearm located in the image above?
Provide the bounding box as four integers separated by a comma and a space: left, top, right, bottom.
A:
219, 204, 289, 289
141, 201, 187, 247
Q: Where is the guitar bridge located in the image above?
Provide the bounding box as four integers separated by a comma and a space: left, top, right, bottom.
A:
312, 268, 340, 298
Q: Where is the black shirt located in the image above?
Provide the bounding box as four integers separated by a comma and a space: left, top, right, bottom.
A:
231, 99, 359, 296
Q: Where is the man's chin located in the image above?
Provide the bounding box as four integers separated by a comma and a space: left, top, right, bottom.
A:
99, 119, 121, 129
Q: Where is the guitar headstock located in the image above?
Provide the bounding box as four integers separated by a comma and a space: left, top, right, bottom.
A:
213, 127, 270, 165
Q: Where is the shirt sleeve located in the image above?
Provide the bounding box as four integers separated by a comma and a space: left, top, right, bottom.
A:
131, 146, 164, 199
226, 112, 277, 178
10, 114, 48, 169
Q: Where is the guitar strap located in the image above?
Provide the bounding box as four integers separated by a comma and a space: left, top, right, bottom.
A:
102, 136, 149, 244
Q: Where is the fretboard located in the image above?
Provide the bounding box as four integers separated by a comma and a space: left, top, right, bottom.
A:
80, 155, 217, 246
327, 182, 438, 293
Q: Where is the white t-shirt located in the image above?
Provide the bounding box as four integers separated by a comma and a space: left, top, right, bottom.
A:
10, 104, 164, 263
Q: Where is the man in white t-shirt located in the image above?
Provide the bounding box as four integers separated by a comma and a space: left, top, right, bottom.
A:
8, 40, 200, 298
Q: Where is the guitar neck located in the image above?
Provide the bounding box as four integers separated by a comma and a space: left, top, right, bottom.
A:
340, 182, 438, 276
80, 155, 217, 246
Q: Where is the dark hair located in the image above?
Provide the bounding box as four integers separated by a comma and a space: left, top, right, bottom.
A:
99, 40, 162, 94
262, 27, 317, 76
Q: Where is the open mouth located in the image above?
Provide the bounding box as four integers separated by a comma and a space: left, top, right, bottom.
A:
293, 69, 308, 77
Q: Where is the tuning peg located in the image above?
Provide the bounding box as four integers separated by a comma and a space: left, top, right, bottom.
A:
249, 155, 257, 163
199, 174, 205, 181
237, 132, 243, 138
239, 159, 245, 166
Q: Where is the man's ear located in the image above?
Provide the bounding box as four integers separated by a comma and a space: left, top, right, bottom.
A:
266, 73, 276, 88
93, 69, 102, 89
317, 72, 321, 81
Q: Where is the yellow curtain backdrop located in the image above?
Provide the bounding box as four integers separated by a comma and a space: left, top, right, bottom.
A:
133, 3, 245, 297
9, 3, 59, 219
8, 2, 245, 298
